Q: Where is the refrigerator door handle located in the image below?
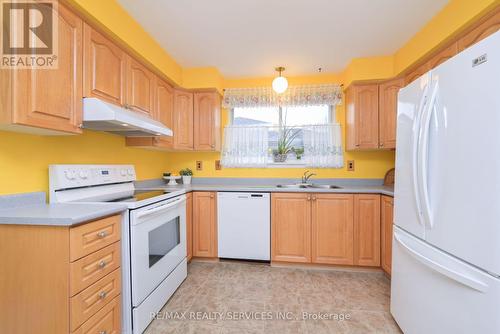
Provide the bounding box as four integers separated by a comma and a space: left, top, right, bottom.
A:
394, 230, 488, 293
418, 80, 439, 230
412, 81, 430, 225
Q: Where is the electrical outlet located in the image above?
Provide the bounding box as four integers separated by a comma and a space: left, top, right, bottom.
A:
347, 160, 355, 171
215, 160, 222, 170
196, 161, 203, 171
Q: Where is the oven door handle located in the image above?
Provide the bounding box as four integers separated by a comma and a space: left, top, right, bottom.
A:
134, 196, 186, 220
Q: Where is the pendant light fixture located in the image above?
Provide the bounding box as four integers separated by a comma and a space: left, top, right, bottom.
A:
272, 66, 288, 94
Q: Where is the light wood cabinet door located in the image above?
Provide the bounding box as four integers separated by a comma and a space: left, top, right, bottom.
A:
458, 8, 500, 51
192, 192, 217, 258
186, 193, 193, 262
194, 92, 221, 151
83, 24, 126, 106
173, 90, 194, 150
346, 84, 379, 150
354, 194, 381, 267
126, 56, 155, 117
379, 78, 403, 149
271, 193, 311, 263
155, 78, 175, 148
6, 4, 83, 134
381, 196, 394, 275
312, 194, 354, 265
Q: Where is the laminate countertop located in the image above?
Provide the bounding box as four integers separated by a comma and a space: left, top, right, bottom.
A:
0, 192, 127, 226
139, 183, 394, 197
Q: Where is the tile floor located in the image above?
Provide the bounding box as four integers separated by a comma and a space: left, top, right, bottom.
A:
145, 261, 402, 334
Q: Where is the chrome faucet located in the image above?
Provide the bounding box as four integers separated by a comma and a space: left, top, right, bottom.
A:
301, 170, 316, 184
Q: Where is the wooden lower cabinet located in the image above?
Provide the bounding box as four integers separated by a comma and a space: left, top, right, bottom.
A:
354, 194, 381, 267
312, 194, 354, 265
381, 196, 394, 275
192, 192, 217, 258
186, 192, 193, 261
0, 214, 122, 334
272, 193, 383, 268
271, 193, 312, 263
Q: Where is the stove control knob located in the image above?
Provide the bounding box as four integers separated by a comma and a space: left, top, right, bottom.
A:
120, 169, 127, 176
65, 170, 76, 180
128, 169, 134, 176
79, 170, 89, 179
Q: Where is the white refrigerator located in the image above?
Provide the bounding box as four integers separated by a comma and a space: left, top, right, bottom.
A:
391, 30, 500, 333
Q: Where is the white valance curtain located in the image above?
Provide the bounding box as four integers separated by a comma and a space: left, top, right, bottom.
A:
223, 84, 343, 109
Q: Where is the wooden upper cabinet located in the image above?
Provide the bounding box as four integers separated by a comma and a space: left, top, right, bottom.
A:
192, 192, 217, 258
0, 4, 83, 134
174, 90, 194, 150
346, 84, 380, 150
271, 193, 311, 263
125, 56, 155, 117
354, 194, 381, 267
312, 194, 354, 265
154, 78, 174, 148
458, 9, 500, 52
194, 92, 221, 151
83, 24, 126, 106
381, 195, 394, 275
379, 78, 403, 149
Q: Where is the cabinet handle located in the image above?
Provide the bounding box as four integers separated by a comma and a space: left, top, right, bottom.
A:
99, 291, 107, 300
355, 144, 360, 147
307, 195, 311, 201
98, 260, 107, 269
312, 196, 316, 201
210, 144, 215, 148
97, 230, 108, 238
380, 143, 384, 147
210, 194, 214, 198
99, 331, 107, 334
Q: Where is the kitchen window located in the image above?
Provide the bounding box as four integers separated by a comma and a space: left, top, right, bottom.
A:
221, 84, 344, 168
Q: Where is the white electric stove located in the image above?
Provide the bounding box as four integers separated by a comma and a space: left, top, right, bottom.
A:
49, 164, 187, 334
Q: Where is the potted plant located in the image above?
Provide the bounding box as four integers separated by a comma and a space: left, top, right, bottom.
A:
273, 126, 300, 163
293, 147, 304, 160
179, 168, 193, 185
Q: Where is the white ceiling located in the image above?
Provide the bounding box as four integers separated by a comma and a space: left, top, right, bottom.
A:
118, 0, 449, 78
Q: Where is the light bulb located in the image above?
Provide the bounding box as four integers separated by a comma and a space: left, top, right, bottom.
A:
272, 76, 288, 94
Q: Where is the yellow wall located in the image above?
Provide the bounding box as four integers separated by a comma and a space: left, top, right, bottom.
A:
1, 0, 498, 195
0, 131, 169, 195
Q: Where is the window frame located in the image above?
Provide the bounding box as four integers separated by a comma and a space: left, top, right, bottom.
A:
228, 105, 336, 168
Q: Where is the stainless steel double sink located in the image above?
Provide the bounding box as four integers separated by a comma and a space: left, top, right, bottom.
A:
276, 184, 342, 189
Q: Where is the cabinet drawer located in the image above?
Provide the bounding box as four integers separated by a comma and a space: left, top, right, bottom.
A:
70, 215, 121, 262
70, 242, 121, 296
70, 268, 121, 331
72, 295, 121, 334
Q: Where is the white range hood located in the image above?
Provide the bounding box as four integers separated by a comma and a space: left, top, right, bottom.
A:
82, 97, 173, 137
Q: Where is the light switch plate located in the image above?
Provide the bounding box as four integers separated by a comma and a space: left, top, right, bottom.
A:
196, 161, 203, 171
347, 160, 355, 171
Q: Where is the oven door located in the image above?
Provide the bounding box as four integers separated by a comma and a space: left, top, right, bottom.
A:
130, 195, 186, 307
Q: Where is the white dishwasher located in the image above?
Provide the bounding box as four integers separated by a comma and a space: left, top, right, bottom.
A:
217, 192, 270, 261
